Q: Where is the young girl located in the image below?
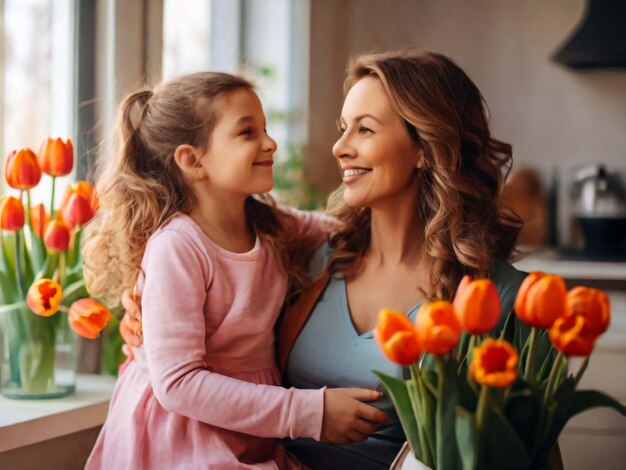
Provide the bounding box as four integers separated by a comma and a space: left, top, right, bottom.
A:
82, 72, 387, 469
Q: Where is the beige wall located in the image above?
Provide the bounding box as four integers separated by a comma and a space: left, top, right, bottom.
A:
306, 0, 626, 192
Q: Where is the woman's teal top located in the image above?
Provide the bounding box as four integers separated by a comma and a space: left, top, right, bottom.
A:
283, 243, 527, 469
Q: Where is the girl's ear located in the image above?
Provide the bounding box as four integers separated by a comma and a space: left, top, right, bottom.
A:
174, 144, 207, 180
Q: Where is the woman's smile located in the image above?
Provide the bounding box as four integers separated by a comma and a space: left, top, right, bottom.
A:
342, 165, 372, 182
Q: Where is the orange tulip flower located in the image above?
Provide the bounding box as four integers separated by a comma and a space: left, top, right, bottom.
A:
27, 279, 63, 317
4, 148, 42, 190
514, 272, 567, 329
37, 137, 73, 177
30, 203, 49, 238
60, 181, 96, 228
0, 196, 25, 231
374, 308, 422, 365
43, 219, 70, 251
453, 275, 501, 334
549, 314, 597, 357
68, 298, 111, 339
415, 300, 462, 355
470, 339, 519, 388
566, 287, 610, 336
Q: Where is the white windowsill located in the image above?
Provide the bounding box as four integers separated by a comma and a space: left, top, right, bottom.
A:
0, 374, 116, 452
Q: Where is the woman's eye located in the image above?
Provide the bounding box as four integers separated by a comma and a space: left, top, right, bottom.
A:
358, 126, 373, 135
338, 127, 346, 134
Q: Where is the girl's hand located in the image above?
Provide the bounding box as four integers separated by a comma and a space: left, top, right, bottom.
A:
120, 289, 144, 351
320, 388, 389, 444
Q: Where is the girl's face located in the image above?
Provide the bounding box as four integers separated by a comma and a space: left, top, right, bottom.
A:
333, 76, 421, 209
201, 88, 276, 196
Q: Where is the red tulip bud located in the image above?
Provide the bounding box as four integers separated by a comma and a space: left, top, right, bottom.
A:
5, 148, 42, 190
0, 196, 25, 231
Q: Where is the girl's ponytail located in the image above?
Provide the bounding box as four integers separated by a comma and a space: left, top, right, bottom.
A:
82, 87, 192, 307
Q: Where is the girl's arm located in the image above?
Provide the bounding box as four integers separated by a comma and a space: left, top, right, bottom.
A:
141, 229, 324, 439
279, 207, 334, 255
139, 228, 388, 443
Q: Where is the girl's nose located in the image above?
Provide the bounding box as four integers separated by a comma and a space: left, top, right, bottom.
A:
263, 133, 277, 153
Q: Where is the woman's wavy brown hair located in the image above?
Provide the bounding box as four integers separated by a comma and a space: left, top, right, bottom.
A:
326, 50, 522, 300
82, 72, 308, 307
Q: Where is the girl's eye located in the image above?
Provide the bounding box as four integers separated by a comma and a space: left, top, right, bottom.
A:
338, 127, 346, 134
358, 126, 373, 135
238, 128, 254, 136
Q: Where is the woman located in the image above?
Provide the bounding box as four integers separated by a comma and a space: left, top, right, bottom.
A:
121, 50, 526, 469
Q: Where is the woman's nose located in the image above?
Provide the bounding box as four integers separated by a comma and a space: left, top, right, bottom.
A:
332, 134, 355, 160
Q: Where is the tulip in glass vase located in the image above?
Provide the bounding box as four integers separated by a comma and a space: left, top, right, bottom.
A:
375, 273, 626, 470
0, 140, 111, 399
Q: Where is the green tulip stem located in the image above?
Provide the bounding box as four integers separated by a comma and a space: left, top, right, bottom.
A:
525, 327, 539, 381
573, 356, 589, 389
58, 252, 66, 287
476, 385, 491, 468
544, 352, 566, 404
14, 230, 25, 298
410, 363, 434, 467
26, 190, 32, 229
50, 176, 56, 220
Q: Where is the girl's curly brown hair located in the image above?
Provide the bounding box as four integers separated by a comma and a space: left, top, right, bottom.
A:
326, 50, 522, 300
82, 72, 308, 307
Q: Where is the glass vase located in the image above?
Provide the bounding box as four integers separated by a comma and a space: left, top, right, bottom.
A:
0, 303, 77, 399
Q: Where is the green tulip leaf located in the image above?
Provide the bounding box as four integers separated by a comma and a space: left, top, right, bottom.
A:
60, 279, 88, 306
436, 356, 462, 470
373, 370, 423, 463
484, 408, 531, 470
504, 383, 543, 454
498, 310, 516, 342
537, 346, 560, 385
542, 389, 626, 461
455, 406, 477, 470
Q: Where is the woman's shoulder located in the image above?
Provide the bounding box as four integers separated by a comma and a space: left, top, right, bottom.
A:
307, 241, 332, 279
493, 260, 527, 312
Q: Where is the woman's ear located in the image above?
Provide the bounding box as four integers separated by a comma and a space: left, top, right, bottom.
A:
415, 147, 426, 169
174, 144, 206, 180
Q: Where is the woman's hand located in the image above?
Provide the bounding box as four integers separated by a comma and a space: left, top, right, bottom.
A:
320, 388, 389, 444
120, 289, 144, 355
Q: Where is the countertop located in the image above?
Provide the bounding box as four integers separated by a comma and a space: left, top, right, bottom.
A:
0, 374, 116, 452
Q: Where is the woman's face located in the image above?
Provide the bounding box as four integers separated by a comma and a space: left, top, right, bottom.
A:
333, 76, 421, 209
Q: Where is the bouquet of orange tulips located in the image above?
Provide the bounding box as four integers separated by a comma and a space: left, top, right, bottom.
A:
374, 272, 626, 470
0, 139, 111, 399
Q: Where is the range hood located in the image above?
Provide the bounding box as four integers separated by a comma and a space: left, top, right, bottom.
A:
552, 0, 626, 69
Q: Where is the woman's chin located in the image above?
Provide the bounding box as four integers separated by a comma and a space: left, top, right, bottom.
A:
342, 192, 370, 209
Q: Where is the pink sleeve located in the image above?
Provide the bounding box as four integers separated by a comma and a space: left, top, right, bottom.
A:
280, 207, 334, 253
140, 229, 324, 440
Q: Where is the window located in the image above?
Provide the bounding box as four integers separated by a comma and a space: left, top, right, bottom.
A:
162, 0, 212, 80
1, 0, 75, 203
161, 0, 317, 206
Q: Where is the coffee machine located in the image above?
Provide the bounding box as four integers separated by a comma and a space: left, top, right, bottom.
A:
558, 164, 626, 259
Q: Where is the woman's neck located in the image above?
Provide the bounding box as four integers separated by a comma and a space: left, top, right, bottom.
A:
367, 183, 425, 267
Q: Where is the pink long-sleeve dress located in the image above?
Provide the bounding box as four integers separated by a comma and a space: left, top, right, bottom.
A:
86, 210, 330, 469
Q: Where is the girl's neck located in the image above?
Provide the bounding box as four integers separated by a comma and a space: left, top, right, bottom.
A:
189, 188, 255, 253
